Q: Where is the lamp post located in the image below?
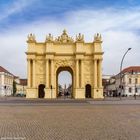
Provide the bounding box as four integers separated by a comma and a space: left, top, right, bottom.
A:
4, 85, 7, 96
119, 48, 132, 99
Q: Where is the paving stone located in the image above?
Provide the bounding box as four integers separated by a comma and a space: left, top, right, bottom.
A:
0, 105, 139, 140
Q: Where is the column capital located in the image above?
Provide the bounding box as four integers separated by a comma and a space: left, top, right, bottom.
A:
98, 58, 103, 61
45, 59, 49, 62
75, 59, 80, 61
93, 59, 98, 61
32, 59, 36, 61
27, 58, 31, 61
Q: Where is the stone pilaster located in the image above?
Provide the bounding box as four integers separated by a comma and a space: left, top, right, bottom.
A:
51, 59, 54, 87
76, 59, 79, 88
27, 59, 31, 87
33, 59, 36, 87
93, 59, 97, 88
45, 59, 49, 88
81, 60, 84, 88
98, 60, 102, 88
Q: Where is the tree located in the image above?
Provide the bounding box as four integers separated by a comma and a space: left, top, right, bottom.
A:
13, 81, 17, 96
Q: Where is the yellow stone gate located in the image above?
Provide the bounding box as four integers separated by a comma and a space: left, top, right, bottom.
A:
26, 30, 103, 99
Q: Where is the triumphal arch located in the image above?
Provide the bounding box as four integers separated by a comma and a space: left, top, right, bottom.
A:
26, 30, 103, 99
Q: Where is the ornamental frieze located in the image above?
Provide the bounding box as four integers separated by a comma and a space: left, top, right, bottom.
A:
55, 59, 75, 70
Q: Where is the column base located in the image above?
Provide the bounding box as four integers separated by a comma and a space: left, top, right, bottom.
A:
92, 87, 104, 99
74, 88, 85, 99
44, 88, 56, 99
26, 88, 38, 98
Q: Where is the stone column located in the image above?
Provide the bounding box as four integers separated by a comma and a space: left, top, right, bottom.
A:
45, 59, 49, 88
93, 59, 97, 88
76, 59, 79, 88
81, 60, 84, 88
98, 60, 102, 88
51, 59, 54, 87
33, 59, 36, 87
27, 59, 31, 87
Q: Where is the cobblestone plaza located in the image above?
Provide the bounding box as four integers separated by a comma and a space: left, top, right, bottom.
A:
0, 98, 140, 140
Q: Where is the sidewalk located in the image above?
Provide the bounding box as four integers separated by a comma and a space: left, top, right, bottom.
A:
0, 96, 140, 105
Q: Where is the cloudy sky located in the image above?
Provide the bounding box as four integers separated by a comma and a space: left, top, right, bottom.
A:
0, 0, 140, 85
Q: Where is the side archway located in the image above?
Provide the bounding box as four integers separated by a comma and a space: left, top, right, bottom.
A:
85, 84, 91, 98
38, 84, 45, 98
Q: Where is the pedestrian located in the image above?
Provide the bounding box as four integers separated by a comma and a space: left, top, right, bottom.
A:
134, 93, 136, 100
118, 92, 121, 100
66, 91, 69, 98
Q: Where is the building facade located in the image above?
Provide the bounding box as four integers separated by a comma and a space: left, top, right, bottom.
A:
102, 75, 113, 95
26, 30, 103, 99
0, 66, 14, 96
107, 66, 140, 96
15, 77, 27, 95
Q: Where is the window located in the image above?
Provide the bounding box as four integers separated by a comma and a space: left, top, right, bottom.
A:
135, 78, 138, 84
129, 88, 132, 93
135, 88, 138, 93
129, 78, 131, 84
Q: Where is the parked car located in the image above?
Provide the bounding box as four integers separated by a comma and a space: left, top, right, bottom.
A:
16, 93, 26, 97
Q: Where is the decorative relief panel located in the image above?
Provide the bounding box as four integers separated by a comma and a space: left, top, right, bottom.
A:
55, 59, 75, 71
84, 61, 93, 74
36, 60, 45, 74
84, 61, 93, 85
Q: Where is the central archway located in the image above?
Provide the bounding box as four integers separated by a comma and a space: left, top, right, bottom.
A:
56, 67, 73, 98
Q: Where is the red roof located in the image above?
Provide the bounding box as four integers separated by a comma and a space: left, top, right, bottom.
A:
20, 79, 27, 86
121, 66, 140, 74
0, 66, 13, 75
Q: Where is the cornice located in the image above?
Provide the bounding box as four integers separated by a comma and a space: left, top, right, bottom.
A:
93, 52, 104, 55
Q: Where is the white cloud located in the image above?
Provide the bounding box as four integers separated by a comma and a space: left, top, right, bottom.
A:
0, 7, 140, 78
0, 0, 34, 21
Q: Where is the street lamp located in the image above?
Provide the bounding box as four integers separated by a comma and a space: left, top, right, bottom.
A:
119, 48, 132, 98
4, 85, 7, 96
